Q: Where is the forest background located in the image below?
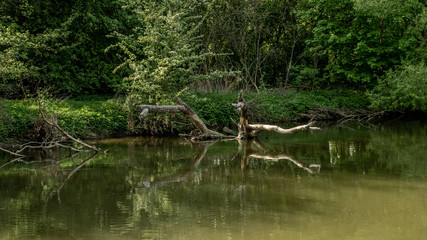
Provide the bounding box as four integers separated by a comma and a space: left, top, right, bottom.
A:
0, 0, 426, 141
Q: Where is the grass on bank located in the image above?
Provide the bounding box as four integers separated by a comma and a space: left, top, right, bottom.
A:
0, 90, 369, 142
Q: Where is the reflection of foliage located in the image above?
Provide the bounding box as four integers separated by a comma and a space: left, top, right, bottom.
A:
1, 124, 427, 238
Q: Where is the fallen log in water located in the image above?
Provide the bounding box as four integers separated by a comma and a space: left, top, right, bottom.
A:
136, 91, 319, 141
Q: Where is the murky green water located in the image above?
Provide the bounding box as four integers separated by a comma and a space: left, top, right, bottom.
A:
1, 120, 427, 240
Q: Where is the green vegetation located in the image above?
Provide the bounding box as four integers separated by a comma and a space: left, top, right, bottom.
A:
0, 0, 425, 140
0, 97, 127, 141
0, 90, 368, 141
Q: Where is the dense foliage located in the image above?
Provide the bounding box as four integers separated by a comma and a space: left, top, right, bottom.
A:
1, 0, 425, 98
0, 90, 368, 141
0, 0, 426, 140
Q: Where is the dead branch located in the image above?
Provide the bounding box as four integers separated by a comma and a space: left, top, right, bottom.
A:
137, 97, 232, 140
230, 90, 320, 138
38, 99, 98, 152
136, 91, 319, 140
298, 108, 388, 123
0, 146, 25, 158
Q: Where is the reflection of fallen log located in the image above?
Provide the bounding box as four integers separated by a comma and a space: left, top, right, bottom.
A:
47, 152, 98, 202
249, 153, 320, 174
141, 143, 209, 188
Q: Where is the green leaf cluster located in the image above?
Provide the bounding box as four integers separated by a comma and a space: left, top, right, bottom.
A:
369, 62, 427, 111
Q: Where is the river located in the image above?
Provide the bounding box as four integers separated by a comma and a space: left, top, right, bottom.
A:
1, 120, 426, 239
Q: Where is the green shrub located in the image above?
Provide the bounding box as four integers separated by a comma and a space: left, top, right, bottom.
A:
369, 62, 427, 111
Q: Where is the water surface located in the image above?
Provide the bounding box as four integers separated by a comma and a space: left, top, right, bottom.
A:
1, 120, 426, 239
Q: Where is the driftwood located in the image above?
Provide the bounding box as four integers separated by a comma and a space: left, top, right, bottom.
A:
136, 91, 320, 141
38, 99, 98, 152
230, 90, 320, 139
137, 97, 228, 140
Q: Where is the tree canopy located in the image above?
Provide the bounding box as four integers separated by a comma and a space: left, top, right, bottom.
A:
0, 0, 425, 110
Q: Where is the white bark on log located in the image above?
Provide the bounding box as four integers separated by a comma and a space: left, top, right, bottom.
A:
248, 122, 319, 135
230, 90, 320, 138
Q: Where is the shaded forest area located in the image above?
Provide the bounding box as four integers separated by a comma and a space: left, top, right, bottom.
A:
0, 0, 426, 142
1, 0, 425, 104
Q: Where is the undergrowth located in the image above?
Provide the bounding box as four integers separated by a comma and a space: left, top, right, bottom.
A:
0, 90, 369, 141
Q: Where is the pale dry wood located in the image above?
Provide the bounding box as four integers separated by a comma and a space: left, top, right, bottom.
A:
248, 121, 319, 135
230, 90, 320, 138
0, 147, 25, 158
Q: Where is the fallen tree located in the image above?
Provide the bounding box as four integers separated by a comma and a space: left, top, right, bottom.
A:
136, 91, 319, 140
137, 97, 229, 140
230, 90, 320, 138
0, 98, 98, 160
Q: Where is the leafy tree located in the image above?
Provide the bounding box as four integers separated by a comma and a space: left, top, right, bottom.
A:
299, 0, 425, 88
111, 0, 238, 102
369, 61, 427, 111
0, 23, 39, 97
0, 0, 136, 97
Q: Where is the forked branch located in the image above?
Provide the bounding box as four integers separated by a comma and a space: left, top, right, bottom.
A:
230, 90, 320, 138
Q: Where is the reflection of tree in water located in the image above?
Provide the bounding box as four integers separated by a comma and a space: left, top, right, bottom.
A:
0, 149, 98, 202
325, 120, 427, 176
139, 139, 320, 189
141, 142, 211, 188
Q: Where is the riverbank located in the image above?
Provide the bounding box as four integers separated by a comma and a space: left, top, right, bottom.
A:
0, 90, 372, 142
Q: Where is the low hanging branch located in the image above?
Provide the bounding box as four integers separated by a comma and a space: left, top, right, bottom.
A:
230, 90, 320, 139
0, 100, 99, 159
